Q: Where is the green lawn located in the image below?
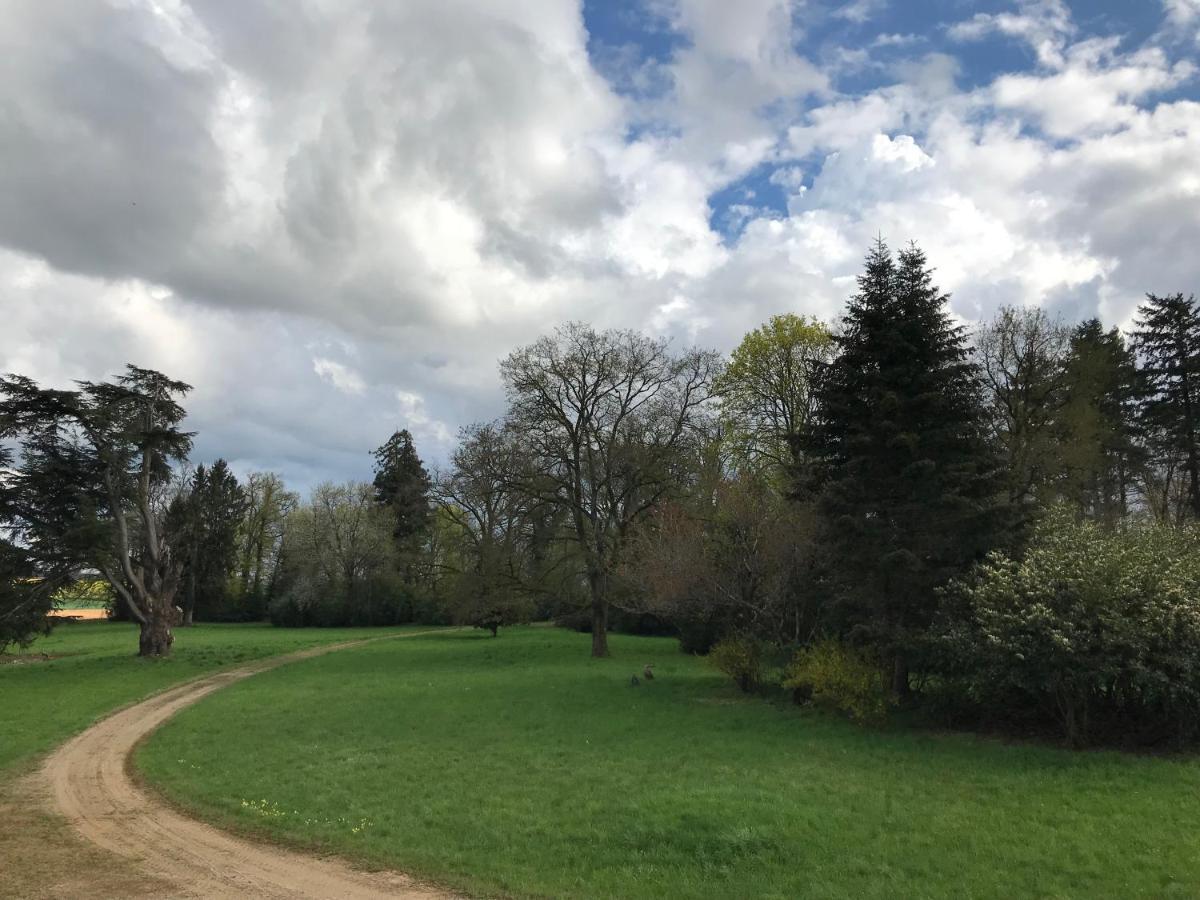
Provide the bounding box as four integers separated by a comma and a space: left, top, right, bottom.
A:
137, 627, 1200, 899
0, 621, 421, 777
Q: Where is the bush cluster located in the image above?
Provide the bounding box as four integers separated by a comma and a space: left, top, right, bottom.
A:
784, 640, 889, 722
935, 508, 1200, 746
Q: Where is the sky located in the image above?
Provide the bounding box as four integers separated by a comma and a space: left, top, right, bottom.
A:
1, 0, 1197, 493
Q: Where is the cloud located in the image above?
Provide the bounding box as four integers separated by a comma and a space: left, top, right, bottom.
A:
0, 0, 1197, 489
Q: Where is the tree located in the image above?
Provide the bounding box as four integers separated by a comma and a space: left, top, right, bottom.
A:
0, 366, 193, 656
976, 306, 1070, 517
716, 314, 834, 478
1133, 293, 1200, 521
500, 322, 719, 657
170, 460, 247, 624
804, 241, 1006, 695
272, 482, 399, 626
373, 429, 432, 548
234, 472, 297, 617
435, 422, 538, 635
0, 445, 65, 653
1058, 320, 1143, 522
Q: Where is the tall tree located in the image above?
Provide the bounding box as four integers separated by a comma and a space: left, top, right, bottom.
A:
716, 314, 834, 478
804, 241, 1006, 695
171, 460, 247, 625
1133, 293, 1200, 521
0, 366, 193, 656
976, 306, 1070, 517
235, 472, 297, 616
501, 323, 719, 657
1059, 320, 1143, 521
372, 429, 432, 581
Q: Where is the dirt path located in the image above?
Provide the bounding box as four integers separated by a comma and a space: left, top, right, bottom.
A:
33, 635, 460, 899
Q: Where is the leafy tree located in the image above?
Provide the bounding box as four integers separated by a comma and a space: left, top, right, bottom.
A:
804, 241, 1006, 695
1133, 293, 1200, 521
1058, 320, 1143, 522
235, 472, 297, 617
0, 366, 193, 656
976, 306, 1069, 517
170, 460, 247, 624
500, 322, 719, 657
716, 314, 834, 478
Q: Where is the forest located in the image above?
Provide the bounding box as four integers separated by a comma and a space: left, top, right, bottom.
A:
4, 240, 1199, 748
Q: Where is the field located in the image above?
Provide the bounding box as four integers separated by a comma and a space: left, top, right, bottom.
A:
132, 627, 1200, 899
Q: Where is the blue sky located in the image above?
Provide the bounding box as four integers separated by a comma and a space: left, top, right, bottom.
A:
1, 0, 1198, 487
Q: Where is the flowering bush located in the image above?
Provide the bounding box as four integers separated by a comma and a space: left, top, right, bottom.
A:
937, 506, 1200, 746
784, 640, 889, 722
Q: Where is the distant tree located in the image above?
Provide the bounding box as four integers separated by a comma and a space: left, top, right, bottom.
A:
716, 314, 834, 478
170, 460, 247, 624
235, 472, 297, 617
1058, 320, 1143, 522
1133, 293, 1200, 521
373, 430, 432, 543
804, 241, 1007, 695
501, 323, 719, 657
976, 306, 1070, 518
0, 445, 65, 653
0, 366, 193, 656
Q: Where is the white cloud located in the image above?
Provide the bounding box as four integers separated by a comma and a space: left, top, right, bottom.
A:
312, 358, 366, 396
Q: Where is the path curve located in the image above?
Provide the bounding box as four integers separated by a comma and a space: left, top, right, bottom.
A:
36, 634, 460, 899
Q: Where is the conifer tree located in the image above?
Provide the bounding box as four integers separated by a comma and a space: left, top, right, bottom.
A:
372, 429, 432, 581
171, 460, 247, 624
1133, 293, 1200, 520
804, 241, 1006, 695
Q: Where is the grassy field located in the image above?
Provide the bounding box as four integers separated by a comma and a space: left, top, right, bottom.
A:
0, 621, 421, 777
137, 627, 1200, 899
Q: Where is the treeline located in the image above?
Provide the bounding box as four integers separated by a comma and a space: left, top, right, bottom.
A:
3, 239, 1199, 749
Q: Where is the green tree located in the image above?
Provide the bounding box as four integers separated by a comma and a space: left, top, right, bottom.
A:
1133, 293, 1200, 521
235, 472, 297, 617
372, 429, 432, 585
1058, 320, 1143, 522
0, 366, 193, 656
171, 460, 247, 624
716, 314, 834, 477
804, 241, 1006, 695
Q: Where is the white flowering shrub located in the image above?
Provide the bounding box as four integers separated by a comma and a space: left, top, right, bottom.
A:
937, 506, 1200, 747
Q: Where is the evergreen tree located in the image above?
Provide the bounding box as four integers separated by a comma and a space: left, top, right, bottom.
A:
1133, 293, 1200, 521
171, 460, 247, 624
372, 429, 432, 580
804, 241, 1006, 694
1059, 320, 1143, 522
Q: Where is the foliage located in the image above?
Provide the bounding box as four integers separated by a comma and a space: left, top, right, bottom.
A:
707, 635, 766, 692
1133, 292, 1200, 521
500, 322, 719, 656
715, 313, 833, 476
936, 506, 1200, 746
170, 460, 248, 624
783, 640, 888, 722
372, 429, 432, 572
270, 482, 406, 627
803, 241, 1008, 693
0, 365, 193, 656
234, 472, 297, 619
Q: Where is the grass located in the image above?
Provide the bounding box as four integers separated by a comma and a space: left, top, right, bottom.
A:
0, 620, 422, 777
137, 627, 1200, 899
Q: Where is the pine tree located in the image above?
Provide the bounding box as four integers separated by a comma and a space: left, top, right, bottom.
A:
171, 460, 247, 624
372, 430, 432, 580
804, 241, 1007, 694
1133, 293, 1200, 521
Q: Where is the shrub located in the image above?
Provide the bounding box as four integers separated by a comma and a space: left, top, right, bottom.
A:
935, 506, 1200, 747
708, 636, 766, 692
784, 640, 889, 722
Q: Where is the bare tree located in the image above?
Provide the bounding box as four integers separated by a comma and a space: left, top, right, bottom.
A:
500, 323, 719, 657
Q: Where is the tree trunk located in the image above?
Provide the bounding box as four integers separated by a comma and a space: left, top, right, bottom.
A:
891, 653, 910, 699
588, 570, 610, 658
138, 604, 179, 657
